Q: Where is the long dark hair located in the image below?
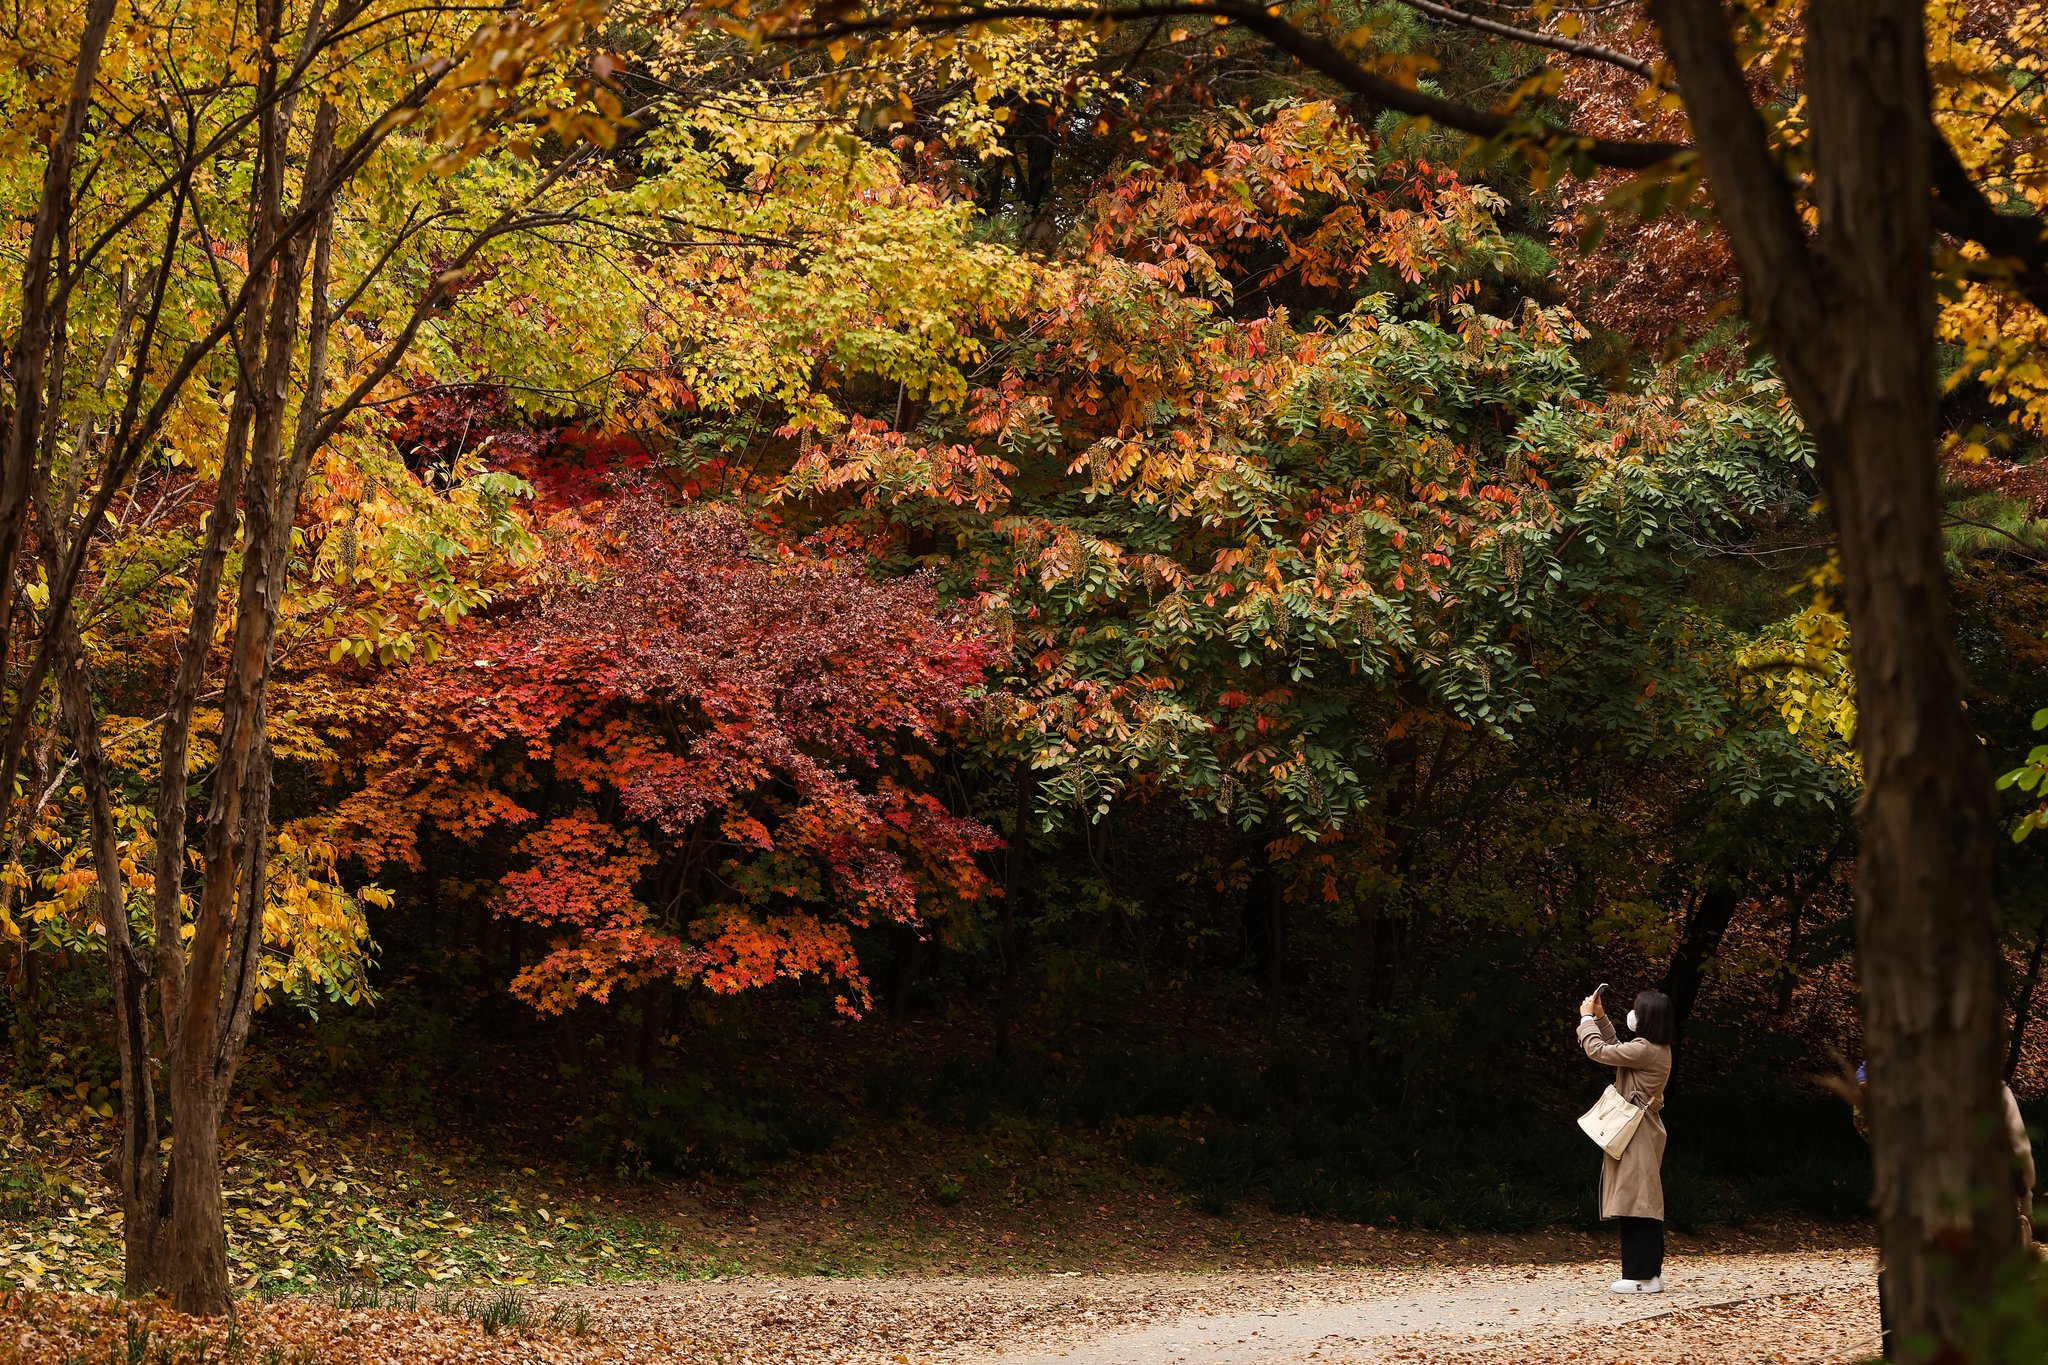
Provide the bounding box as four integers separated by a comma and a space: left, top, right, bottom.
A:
1630, 991, 1676, 1046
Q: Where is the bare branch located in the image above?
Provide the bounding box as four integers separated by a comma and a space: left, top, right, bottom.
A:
767, 2, 1691, 169
1392, 0, 1661, 84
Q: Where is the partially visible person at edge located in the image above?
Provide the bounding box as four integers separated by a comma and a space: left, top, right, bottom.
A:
1856, 1064, 2037, 1359
1577, 989, 1675, 1294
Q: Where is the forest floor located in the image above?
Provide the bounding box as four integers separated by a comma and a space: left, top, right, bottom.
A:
534, 1248, 1880, 1363
6, 1080, 1887, 1360
4, 1076, 1876, 1293
5, 1245, 1880, 1364
5, 1020, 1887, 1359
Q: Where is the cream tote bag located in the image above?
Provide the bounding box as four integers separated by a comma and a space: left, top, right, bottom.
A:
1577, 1084, 1647, 1159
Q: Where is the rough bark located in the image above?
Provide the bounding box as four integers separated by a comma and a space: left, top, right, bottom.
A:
1647, 0, 2021, 1352
1802, 7, 2018, 1350
6, 0, 478, 1314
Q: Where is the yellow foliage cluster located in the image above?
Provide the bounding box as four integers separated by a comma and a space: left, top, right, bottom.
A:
1735, 575, 1860, 779
1931, 1, 2048, 437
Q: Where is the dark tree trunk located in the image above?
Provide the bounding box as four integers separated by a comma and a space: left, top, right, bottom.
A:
1660, 878, 1745, 1046
1345, 904, 1375, 1065
890, 924, 931, 1020
1778, 890, 1804, 1014
55, 613, 165, 1294
1351, 736, 1423, 1060
995, 770, 1035, 1054
1241, 837, 1282, 1019
0, 0, 119, 661
1648, 1, 2021, 1351
1241, 838, 1276, 966
160, 1074, 231, 1309
1795, 49, 2018, 1365
1813, 174, 2015, 1365
635, 983, 671, 1074
1267, 896, 1286, 1023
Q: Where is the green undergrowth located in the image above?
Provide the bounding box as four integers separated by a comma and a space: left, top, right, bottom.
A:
0, 1085, 740, 1295
323, 1283, 593, 1335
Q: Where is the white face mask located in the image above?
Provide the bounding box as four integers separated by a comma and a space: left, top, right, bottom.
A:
1626, 1010, 1639, 1033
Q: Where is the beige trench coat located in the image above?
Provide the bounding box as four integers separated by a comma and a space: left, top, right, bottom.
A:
2003, 1084, 2036, 1244
1577, 1015, 1673, 1221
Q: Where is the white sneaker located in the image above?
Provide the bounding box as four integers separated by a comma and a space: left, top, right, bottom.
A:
1610, 1276, 1664, 1294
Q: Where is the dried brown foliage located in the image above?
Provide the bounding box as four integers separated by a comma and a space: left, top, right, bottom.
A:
0, 1291, 625, 1365
1551, 11, 1747, 357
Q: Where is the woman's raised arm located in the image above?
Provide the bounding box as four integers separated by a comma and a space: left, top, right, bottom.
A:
1577, 1014, 1659, 1067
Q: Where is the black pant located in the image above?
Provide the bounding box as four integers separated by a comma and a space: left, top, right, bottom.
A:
1619, 1216, 1664, 1281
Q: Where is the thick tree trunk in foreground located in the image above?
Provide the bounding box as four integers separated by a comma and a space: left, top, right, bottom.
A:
1827, 373, 2013, 1345
1650, 0, 2020, 1354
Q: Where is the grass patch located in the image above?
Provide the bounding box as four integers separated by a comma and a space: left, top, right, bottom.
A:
0, 1088, 723, 1296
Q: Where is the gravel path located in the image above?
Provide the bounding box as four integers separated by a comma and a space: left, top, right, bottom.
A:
539, 1249, 1880, 1364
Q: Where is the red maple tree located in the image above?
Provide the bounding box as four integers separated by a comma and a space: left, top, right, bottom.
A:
342, 491, 1000, 1014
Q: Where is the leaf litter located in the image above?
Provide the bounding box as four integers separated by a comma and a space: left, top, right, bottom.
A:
0, 1250, 1879, 1365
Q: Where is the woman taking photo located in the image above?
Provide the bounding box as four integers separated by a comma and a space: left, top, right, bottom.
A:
1577, 988, 1676, 1293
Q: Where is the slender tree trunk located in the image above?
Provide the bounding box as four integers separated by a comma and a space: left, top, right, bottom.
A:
995, 770, 1035, 1055
57, 617, 166, 1293
1266, 895, 1285, 1024
890, 925, 930, 1019
635, 983, 670, 1074
1778, 889, 1804, 1013
145, 45, 335, 1311
1662, 877, 1746, 1045
0, 0, 119, 661
1356, 735, 1424, 1054
5, 713, 60, 1027
1345, 903, 1375, 1065
1241, 836, 1282, 1019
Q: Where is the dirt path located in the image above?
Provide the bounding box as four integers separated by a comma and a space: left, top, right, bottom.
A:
540, 1249, 1880, 1364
